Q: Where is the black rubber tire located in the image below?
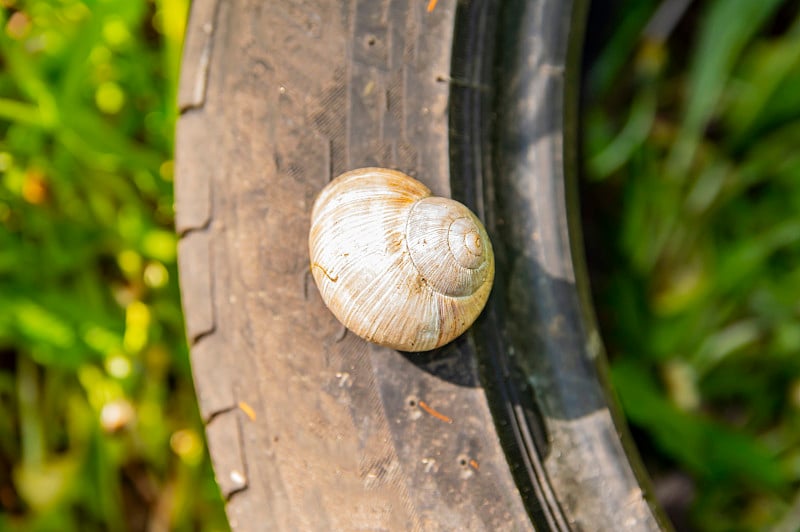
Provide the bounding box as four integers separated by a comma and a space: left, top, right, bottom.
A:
175, 1, 669, 530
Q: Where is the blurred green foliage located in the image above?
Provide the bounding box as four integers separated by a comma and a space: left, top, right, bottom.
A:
583, 0, 800, 529
0, 0, 227, 530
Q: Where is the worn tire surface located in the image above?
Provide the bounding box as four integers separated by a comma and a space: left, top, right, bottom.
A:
175, 0, 669, 530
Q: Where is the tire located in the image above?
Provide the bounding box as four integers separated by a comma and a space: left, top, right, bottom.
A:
175, 1, 669, 530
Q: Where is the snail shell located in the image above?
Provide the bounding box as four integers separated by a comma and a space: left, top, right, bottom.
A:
308, 167, 494, 351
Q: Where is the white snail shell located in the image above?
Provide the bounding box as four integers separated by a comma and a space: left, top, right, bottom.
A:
308, 167, 494, 351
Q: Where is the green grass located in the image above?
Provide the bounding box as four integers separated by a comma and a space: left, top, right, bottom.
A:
0, 1, 227, 530
583, 0, 800, 529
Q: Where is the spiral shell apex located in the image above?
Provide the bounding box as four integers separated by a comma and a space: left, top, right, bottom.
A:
308, 167, 494, 351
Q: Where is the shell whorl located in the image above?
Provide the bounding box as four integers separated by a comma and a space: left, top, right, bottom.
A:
308, 168, 494, 352
405, 196, 493, 298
